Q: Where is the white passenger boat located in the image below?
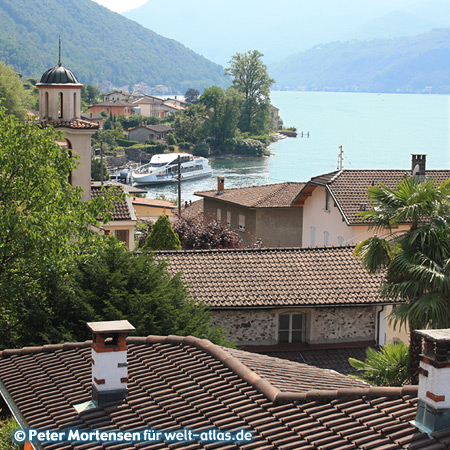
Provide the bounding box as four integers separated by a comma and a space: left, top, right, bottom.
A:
131, 153, 212, 185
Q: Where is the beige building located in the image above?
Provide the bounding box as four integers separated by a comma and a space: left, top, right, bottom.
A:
131, 197, 176, 220
195, 179, 304, 247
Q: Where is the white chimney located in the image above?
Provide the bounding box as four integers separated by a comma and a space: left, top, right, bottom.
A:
415, 329, 450, 433
87, 320, 135, 406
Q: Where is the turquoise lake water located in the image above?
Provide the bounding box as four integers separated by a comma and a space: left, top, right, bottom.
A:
143, 91, 450, 202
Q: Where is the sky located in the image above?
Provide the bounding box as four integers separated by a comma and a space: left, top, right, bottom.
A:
92, 0, 146, 13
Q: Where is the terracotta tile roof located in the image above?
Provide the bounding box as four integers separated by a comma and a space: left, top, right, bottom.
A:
181, 199, 204, 219
0, 335, 435, 450
298, 169, 450, 224
131, 197, 176, 209
38, 118, 99, 130
91, 185, 133, 221
157, 246, 387, 308
259, 347, 372, 376
195, 182, 305, 208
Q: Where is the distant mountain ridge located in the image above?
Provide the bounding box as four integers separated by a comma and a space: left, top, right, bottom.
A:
270, 29, 450, 94
0, 0, 228, 93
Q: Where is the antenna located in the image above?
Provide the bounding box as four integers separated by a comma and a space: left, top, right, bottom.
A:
337, 145, 344, 170
58, 35, 62, 66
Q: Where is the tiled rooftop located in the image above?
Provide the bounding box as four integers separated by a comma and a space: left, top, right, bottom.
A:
258, 347, 372, 376
300, 169, 450, 224
38, 118, 99, 130
91, 185, 133, 221
0, 335, 439, 450
195, 182, 305, 208
157, 246, 386, 308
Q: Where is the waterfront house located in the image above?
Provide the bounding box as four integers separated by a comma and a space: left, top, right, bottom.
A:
296, 155, 450, 247
2, 320, 450, 450
195, 179, 304, 247
158, 246, 395, 349
127, 124, 172, 142
131, 196, 176, 220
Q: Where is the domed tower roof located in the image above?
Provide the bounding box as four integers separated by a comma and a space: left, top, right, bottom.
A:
39, 63, 81, 85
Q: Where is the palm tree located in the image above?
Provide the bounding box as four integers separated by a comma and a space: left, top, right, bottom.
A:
349, 342, 409, 386
354, 176, 450, 383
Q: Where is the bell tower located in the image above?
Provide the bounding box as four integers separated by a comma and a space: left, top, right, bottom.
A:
37, 41, 98, 200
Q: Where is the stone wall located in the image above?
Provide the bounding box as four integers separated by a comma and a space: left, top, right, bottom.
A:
210, 310, 277, 346
211, 306, 376, 346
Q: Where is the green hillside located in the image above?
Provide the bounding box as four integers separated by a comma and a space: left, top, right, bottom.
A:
0, 0, 228, 93
270, 29, 450, 94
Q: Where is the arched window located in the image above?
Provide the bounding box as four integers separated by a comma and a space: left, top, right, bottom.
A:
73, 92, 77, 118
58, 92, 64, 119
44, 91, 49, 118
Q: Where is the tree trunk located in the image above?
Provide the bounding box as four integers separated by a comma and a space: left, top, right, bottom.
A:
409, 330, 422, 384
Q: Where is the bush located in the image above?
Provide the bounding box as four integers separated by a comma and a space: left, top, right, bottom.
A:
349, 342, 410, 386
192, 142, 210, 157
116, 138, 141, 148
144, 215, 181, 250
167, 133, 177, 145
229, 137, 268, 156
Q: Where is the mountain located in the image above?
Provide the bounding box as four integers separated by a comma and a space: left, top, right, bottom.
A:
270, 29, 450, 94
0, 0, 228, 93
123, 0, 450, 66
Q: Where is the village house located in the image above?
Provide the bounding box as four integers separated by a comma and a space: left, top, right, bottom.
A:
80, 111, 104, 129
195, 179, 304, 247
127, 124, 172, 142
1, 319, 449, 450
131, 196, 176, 221
295, 154, 450, 247
159, 246, 396, 350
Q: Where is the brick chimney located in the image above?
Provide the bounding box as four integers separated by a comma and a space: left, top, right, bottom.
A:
411, 154, 426, 180
87, 320, 135, 406
415, 329, 450, 433
217, 177, 225, 194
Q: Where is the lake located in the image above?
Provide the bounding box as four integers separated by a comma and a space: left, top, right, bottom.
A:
141, 91, 450, 203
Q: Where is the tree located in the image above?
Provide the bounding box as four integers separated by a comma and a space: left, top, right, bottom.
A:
184, 88, 200, 103
42, 238, 230, 345
144, 215, 181, 250
91, 157, 110, 182
225, 50, 275, 134
349, 342, 409, 386
0, 107, 114, 348
354, 176, 450, 382
0, 62, 30, 119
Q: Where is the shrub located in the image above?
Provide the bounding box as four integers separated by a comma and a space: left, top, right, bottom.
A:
192, 142, 210, 157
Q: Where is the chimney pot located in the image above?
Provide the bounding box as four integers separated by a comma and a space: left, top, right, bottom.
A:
217, 177, 225, 194
415, 329, 450, 434
411, 154, 426, 180
87, 320, 135, 406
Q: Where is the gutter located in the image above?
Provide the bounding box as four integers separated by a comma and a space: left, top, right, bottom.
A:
0, 379, 43, 450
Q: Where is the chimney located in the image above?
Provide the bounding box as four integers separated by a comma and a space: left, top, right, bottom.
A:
412, 154, 426, 180
217, 177, 225, 194
87, 320, 135, 406
415, 329, 450, 434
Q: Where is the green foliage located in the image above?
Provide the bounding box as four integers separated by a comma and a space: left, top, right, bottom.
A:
81, 84, 101, 105
0, 106, 115, 348
144, 215, 181, 251
0, 417, 20, 450
228, 137, 268, 156
44, 238, 231, 345
184, 88, 200, 103
225, 50, 275, 134
91, 157, 110, 182
167, 133, 177, 145
355, 176, 450, 381
192, 142, 210, 157
349, 342, 410, 386
0, 61, 29, 119
0, 0, 228, 93
171, 105, 205, 143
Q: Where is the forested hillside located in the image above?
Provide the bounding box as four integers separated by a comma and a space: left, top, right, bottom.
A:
0, 0, 228, 92
270, 29, 450, 94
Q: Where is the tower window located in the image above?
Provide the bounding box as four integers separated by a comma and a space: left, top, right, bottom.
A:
58, 92, 64, 119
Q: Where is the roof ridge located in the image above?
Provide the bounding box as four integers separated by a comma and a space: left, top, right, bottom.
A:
253, 182, 297, 207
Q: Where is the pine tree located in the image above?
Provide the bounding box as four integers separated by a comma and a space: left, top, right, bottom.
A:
144, 215, 181, 250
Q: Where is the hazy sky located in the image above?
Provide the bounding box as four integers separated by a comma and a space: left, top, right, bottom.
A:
92, 0, 145, 13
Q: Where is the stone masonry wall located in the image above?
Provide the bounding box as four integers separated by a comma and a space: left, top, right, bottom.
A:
211, 306, 376, 346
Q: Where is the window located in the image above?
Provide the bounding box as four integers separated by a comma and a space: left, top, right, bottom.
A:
115, 229, 129, 246
238, 214, 245, 232
325, 190, 331, 211
278, 313, 305, 343
310, 226, 316, 246
58, 92, 63, 118
226, 211, 231, 227
324, 230, 329, 246
73, 92, 77, 117
216, 208, 221, 223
